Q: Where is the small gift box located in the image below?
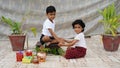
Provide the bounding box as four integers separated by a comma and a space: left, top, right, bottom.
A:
16, 51, 23, 62
22, 56, 32, 63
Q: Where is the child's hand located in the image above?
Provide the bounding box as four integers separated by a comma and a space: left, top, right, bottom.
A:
67, 46, 71, 49
46, 42, 51, 46
58, 42, 64, 46
59, 38, 65, 44
66, 39, 74, 43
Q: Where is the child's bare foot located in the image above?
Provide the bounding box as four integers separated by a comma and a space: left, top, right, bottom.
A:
40, 45, 44, 49
46, 42, 51, 46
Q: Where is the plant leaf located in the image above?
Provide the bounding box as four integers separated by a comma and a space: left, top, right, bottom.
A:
30, 27, 37, 37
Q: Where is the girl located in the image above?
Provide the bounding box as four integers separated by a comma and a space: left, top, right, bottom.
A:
58, 19, 87, 59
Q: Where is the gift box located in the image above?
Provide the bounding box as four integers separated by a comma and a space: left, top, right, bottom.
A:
16, 51, 23, 62
22, 56, 32, 63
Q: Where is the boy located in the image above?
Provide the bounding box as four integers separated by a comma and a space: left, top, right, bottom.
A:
40, 5, 64, 46
58, 19, 87, 59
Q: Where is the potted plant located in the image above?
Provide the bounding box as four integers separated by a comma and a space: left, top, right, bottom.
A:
1, 16, 26, 51
98, 3, 120, 51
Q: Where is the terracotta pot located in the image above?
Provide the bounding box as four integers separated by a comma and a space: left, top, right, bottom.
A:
9, 35, 26, 51
102, 35, 120, 51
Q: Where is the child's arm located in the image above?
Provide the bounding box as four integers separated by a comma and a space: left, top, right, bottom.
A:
64, 39, 73, 43
59, 40, 78, 46
48, 39, 58, 44
48, 28, 64, 43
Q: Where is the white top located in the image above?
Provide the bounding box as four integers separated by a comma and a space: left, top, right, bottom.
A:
42, 18, 55, 36
71, 32, 87, 48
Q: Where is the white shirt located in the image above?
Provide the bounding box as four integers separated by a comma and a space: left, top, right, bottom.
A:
71, 32, 87, 48
42, 18, 55, 36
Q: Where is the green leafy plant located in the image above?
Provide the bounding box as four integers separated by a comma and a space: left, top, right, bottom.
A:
25, 27, 37, 49
45, 44, 65, 55
35, 46, 50, 53
1, 16, 22, 34
35, 44, 64, 55
30, 27, 37, 37
1, 11, 31, 35
1, 13, 38, 50
98, 3, 120, 36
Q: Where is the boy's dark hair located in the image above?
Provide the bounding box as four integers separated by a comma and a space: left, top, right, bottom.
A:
46, 6, 56, 14
72, 19, 85, 32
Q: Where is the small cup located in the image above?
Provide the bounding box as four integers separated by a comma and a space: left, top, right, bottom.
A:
25, 50, 32, 56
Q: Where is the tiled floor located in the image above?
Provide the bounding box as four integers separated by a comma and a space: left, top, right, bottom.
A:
0, 35, 120, 68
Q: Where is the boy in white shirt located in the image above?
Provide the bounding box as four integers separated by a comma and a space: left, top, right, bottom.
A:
40, 5, 64, 46
58, 19, 87, 59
